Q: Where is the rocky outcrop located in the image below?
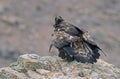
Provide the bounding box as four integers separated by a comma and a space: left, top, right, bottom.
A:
0, 54, 120, 79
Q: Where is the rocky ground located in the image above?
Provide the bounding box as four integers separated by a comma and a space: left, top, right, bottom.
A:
0, 0, 120, 67
0, 54, 120, 79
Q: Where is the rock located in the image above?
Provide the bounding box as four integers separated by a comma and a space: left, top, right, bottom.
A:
0, 54, 120, 79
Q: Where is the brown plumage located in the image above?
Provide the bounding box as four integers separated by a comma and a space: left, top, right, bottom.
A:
49, 16, 105, 63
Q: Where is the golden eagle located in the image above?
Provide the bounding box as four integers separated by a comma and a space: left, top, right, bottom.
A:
49, 16, 105, 63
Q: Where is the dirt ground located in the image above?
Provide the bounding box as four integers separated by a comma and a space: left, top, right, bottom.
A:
0, 0, 120, 67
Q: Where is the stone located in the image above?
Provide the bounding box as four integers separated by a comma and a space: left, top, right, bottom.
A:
0, 54, 120, 79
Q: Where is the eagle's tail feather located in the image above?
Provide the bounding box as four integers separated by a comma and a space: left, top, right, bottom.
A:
49, 41, 54, 52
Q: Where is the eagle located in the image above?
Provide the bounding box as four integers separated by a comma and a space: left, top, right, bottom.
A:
49, 16, 105, 63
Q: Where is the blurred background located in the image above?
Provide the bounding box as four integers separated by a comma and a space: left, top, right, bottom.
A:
0, 0, 120, 67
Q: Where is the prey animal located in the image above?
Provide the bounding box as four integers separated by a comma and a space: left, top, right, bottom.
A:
49, 16, 105, 63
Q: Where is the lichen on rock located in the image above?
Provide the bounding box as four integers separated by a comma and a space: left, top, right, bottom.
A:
0, 54, 120, 79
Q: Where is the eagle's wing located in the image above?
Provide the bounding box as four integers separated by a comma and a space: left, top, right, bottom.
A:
83, 39, 106, 56
55, 22, 85, 36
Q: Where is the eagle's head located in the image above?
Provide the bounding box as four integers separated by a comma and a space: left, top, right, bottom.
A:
55, 16, 64, 25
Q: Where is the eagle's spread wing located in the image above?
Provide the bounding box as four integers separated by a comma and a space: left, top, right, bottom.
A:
50, 16, 104, 63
